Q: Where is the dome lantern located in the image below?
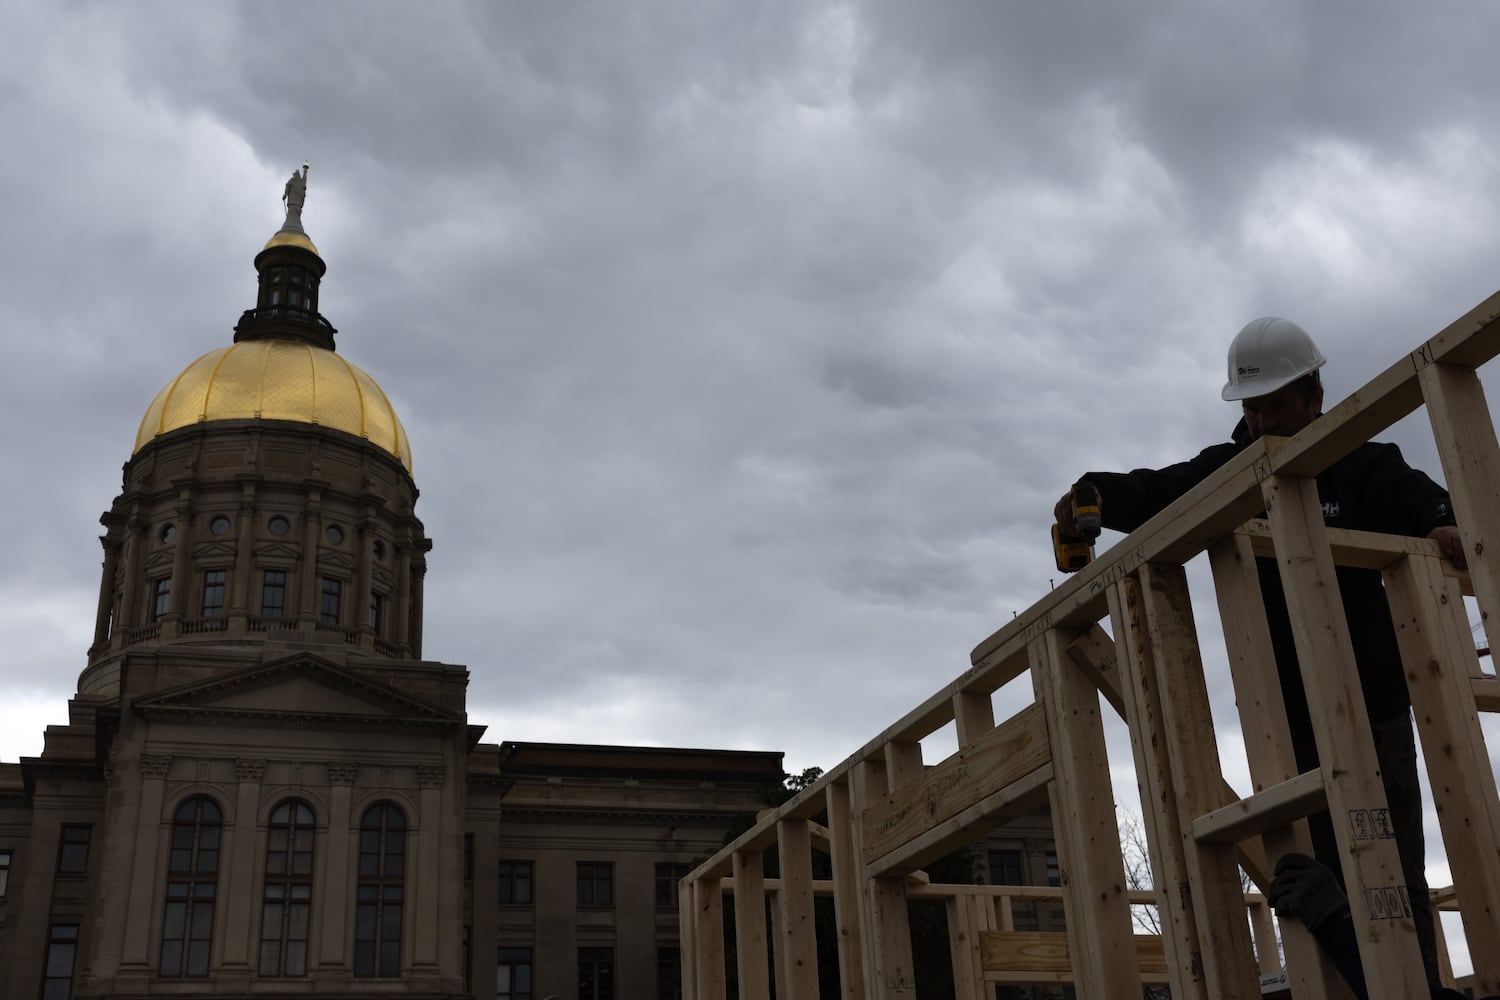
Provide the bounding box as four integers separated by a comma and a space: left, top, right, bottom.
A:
234, 163, 337, 351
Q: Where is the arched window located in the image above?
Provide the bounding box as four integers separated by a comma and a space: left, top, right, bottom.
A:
259, 799, 315, 976
160, 796, 221, 977
354, 802, 405, 977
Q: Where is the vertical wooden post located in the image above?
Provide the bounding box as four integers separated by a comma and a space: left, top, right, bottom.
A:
851, 756, 917, 997
826, 779, 868, 1000
1384, 552, 1500, 995
680, 873, 698, 1000
1108, 579, 1212, 1000
693, 876, 728, 1000
953, 690, 995, 746
733, 850, 772, 1000
1419, 362, 1500, 646
1262, 473, 1429, 999
777, 819, 822, 1000
1208, 533, 1343, 998
884, 739, 924, 787
1132, 563, 1262, 995
1030, 628, 1142, 998
945, 893, 980, 1000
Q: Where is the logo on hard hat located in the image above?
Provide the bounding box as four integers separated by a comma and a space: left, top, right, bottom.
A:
1237, 365, 1260, 378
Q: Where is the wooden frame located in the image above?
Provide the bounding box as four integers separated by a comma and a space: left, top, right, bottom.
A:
680, 290, 1500, 999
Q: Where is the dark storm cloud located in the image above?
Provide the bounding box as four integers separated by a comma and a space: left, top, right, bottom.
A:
3, 5, 1498, 900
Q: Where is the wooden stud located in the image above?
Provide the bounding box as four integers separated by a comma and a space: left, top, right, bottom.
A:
776, 819, 822, 1000
1419, 362, 1500, 681
952, 689, 995, 747
885, 739, 924, 788
1209, 532, 1344, 998
1262, 472, 1429, 999
1030, 627, 1142, 997
693, 876, 728, 1000
733, 849, 772, 1000
681, 870, 698, 1000
945, 894, 980, 1000
1107, 579, 1211, 1000
1384, 551, 1500, 995
825, 780, 867, 1000
851, 757, 917, 998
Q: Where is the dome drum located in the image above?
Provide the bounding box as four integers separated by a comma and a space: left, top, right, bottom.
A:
84, 420, 430, 694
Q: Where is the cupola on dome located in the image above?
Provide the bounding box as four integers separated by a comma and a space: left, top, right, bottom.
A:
132, 163, 413, 473
134, 340, 412, 472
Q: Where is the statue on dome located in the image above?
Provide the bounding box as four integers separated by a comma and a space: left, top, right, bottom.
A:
282, 162, 309, 228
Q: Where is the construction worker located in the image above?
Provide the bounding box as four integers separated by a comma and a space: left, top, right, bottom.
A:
1054, 317, 1465, 992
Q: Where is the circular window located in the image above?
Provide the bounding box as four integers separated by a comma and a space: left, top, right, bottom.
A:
160, 523, 176, 543
325, 525, 345, 545
268, 515, 290, 537
372, 539, 386, 559
209, 515, 231, 536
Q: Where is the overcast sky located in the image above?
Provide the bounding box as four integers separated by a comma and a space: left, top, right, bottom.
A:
4, 0, 1500, 970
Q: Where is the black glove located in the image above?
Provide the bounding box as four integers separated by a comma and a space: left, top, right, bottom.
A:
1269, 853, 1350, 934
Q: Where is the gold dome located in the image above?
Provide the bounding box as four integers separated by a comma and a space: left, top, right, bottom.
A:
135, 340, 412, 472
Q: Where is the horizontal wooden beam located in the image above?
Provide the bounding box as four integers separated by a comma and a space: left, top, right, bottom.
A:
863, 703, 1050, 864
865, 764, 1054, 878
1475, 676, 1500, 712
980, 930, 1170, 984
1193, 768, 1327, 845
1239, 519, 1468, 582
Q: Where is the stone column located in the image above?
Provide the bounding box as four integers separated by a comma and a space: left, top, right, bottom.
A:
167, 498, 193, 623
230, 484, 257, 631
94, 534, 122, 646
218, 758, 267, 982
394, 540, 411, 650
411, 766, 445, 985
298, 494, 322, 626
410, 552, 426, 658
355, 514, 375, 637
318, 762, 358, 985
120, 514, 145, 636
119, 754, 173, 983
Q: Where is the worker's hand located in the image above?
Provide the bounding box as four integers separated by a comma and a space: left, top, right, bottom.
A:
1054, 491, 1076, 536
1428, 525, 1467, 571
1268, 853, 1349, 934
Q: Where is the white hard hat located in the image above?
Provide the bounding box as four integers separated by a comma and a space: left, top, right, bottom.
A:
1222, 316, 1327, 401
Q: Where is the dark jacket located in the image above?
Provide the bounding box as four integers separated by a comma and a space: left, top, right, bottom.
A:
1084, 419, 1455, 756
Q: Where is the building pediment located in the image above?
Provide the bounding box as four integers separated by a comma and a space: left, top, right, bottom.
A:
132, 653, 463, 732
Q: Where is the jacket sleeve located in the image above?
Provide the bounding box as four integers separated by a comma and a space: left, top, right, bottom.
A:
1083, 442, 1242, 534
1358, 443, 1457, 537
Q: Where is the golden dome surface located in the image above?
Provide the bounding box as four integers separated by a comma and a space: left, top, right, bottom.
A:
262, 229, 320, 256
135, 340, 412, 472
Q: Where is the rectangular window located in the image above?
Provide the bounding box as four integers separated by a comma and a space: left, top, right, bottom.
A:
498, 946, 533, 1000
262, 570, 287, 618
1045, 850, 1061, 887
988, 849, 1024, 885
152, 577, 172, 622
201, 569, 226, 618
57, 825, 90, 874
655, 862, 690, 909
498, 860, 533, 905
41, 923, 79, 1000
319, 578, 342, 626
464, 833, 474, 883
657, 946, 683, 1000
576, 861, 613, 907
578, 946, 615, 1000
369, 591, 384, 633
0, 849, 10, 898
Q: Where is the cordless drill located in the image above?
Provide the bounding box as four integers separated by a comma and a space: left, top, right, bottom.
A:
1052, 480, 1102, 573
